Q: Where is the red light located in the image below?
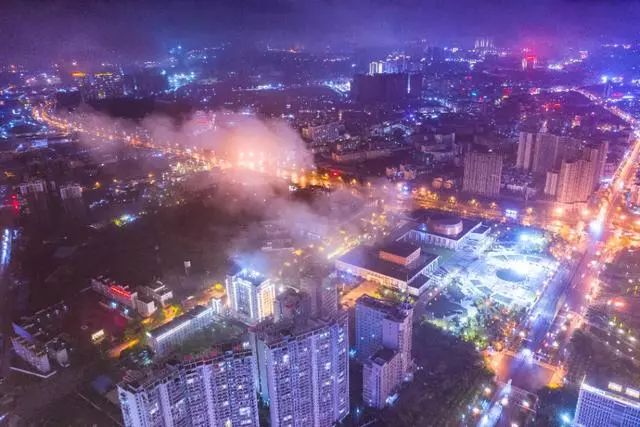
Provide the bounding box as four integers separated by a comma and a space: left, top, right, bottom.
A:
10, 194, 19, 212
110, 285, 131, 298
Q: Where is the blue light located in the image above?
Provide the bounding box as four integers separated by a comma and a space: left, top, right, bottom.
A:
519, 232, 544, 245
505, 209, 518, 219
589, 219, 603, 236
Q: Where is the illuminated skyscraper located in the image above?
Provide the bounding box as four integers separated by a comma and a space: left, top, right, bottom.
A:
356, 296, 413, 409
516, 131, 537, 170
521, 54, 537, 71
118, 348, 259, 427
584, 141, 609, 190
251, 312, 350, 427
463, 150, 502, 197
355, 296, 412, 373
556, 158, 593, 204
530, 133, 581, 175
369, 61, 384, 75
227, 269, 275, 324
474, 37, 494, 53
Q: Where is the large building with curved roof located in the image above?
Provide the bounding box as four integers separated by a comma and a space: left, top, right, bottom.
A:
400, 209, 489, 251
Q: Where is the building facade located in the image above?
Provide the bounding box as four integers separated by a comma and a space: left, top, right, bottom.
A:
556, 158, 593, 204
227, 269, 275, 324
118, 349, 259, 427
462, 150, 502, 196
574, 381, 640, 427
363, 348, 402, 408
356, 296, 413, 409
251, 312, 350, 427
355, 296, 413, 373
516, 131, 536, 170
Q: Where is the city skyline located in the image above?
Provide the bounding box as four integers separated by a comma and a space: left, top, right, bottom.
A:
3, 1, 640, 426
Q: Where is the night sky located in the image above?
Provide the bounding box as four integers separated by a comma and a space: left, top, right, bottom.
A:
2, 0, 640, 65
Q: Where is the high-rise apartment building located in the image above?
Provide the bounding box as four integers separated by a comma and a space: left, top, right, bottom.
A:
516, 131, 536, 170
59, 183, 86, 219
355, 295, 413, 373
356, 296, 413, 409
462, 150, 503, 196
583, 141, 609, 190
363, 348, 402, 409
556, 159, 593, 204
251, 312, 350, 427
226, 269, 275, 324
528, 133, 607, 201
544, 171, 559, 197
531, 133, 560, 174
574, 381, 640, 427
118, 348, 259, 427
532, 133, 581, 175
299, 269, 339, 320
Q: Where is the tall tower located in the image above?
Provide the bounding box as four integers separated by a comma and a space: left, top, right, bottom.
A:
463, 150, 503, 196
357, 296, 414, 409
251, 312, 350, 427
516, 132, 536, 170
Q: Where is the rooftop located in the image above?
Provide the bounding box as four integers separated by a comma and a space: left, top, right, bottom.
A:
121, 348, 252, 392
371, 347, 398, 365
356, 295, 411, 323
252, 311, 348, 347
338, 245, 439, 283
148, 305, 212, 340
408, 209, 482, 241
581, 380, 640, 406
379, 241, 420, 258
233, 268, 269, 287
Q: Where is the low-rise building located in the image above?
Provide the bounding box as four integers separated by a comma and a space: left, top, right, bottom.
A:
147, 305, 216, 356
139, 281, 173, 307
11, 335, 52, 373
11, 301, 71, 375
336, 241, 439, 295
400, 209, 485, 251
135, 295, 157, 318
91, 276, 138, 311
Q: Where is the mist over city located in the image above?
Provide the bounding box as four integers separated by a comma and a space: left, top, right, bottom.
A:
2, 1, 640, 426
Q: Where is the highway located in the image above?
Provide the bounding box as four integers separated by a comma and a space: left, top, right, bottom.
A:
0, 229, 14, 380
